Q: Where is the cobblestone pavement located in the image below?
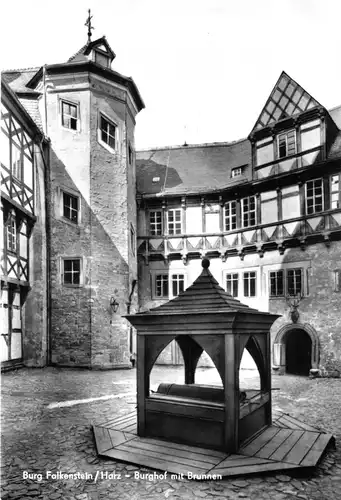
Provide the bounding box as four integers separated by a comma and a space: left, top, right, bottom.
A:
1, 366, 341, 500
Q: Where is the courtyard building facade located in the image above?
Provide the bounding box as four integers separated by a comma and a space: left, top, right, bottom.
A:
136, 72, 341, 376
1, 37, 340, 376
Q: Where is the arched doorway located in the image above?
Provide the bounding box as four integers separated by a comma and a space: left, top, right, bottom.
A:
273, 323, 320, 375
285, 329, 312, 375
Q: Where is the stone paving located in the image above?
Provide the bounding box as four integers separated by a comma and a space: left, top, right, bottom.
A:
1, 365, 341, 500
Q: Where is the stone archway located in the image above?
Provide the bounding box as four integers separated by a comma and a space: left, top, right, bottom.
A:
273, 323, 320, 375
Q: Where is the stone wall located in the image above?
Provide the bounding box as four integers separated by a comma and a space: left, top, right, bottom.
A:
47, 71, 139, 368
137, 240, 341, 373
23, 144, 48, 367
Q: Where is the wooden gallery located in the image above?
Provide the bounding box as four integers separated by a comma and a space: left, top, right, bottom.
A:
1, 32, 341, 380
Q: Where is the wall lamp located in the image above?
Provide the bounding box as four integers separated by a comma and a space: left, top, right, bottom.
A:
110, 297, 119, 314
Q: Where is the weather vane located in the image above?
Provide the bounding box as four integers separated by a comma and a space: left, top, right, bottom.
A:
85, 9, 95, 43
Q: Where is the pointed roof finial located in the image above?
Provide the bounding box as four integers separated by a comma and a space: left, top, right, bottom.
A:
85, 9, 95, 43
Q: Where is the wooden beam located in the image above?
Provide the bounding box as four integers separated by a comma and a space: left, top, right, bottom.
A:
136, 334, 148, 436
224, 333, 239, 452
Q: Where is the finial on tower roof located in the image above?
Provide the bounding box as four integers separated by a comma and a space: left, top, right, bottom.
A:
202, 258, 210, 269
85, 9, 95, 43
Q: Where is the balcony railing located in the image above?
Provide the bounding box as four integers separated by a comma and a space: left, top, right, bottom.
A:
137, 208, 341, 261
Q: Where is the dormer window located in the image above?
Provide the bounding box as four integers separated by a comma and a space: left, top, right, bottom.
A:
277, 130, 296, 158
232, 167, 242, 178
94, 50, 110, 68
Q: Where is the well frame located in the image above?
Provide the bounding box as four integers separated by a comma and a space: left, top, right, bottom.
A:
125, 259, 280, 453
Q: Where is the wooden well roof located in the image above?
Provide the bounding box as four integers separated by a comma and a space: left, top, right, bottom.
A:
147, 259, 259, 315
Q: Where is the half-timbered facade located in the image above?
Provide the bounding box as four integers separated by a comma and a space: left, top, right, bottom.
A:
136, 72, 341, 376
1, 80, 49, 370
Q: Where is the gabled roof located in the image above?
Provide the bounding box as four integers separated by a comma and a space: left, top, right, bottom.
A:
137, 259, 261, 316
68, 36, 116, 63
1, 79, 45, 139
136, 139, 251, 197
251, 71, 322, 133
1, 68, 40, 94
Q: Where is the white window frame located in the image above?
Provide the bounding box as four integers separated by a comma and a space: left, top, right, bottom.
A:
225, 272, 239, 297
6, 212, 17, 253
167, 208, 182, 235
98, 112, 118, 153
60, 99, 80, 132
12, 141, 23, 181
171, 273, 185, 298
58, 188, 81, 225
153, 273, 169, 299
61, 257, 83, 287
264, 262, 310, 298
269, 270, 285, 297
286, 268, 303, 297
231, 167, 242, 178
62, 191, 79, 224
330, 173, 340, 210
224, 201, 237, 231
277, 129, 296, 159
243, 271, 257, 297
241, 196, 257, 228
149, 210, 163, 236
305, 178, 324, 215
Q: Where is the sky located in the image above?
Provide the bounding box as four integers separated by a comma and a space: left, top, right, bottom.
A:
1, 0, 341, 149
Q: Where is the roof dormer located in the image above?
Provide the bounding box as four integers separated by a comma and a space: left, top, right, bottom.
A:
68, 36, 116, 69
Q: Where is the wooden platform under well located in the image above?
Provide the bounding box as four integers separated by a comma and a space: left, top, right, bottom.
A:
92, 410, 334, 478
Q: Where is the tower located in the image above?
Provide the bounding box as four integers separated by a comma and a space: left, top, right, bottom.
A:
25, 29, 144, 368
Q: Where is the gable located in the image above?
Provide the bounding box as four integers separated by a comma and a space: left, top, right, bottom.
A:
95, 44, 107, 52
251, 72, 321, 133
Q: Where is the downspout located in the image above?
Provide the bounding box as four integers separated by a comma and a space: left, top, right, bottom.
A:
127, 279, 137, 366
40, 64, 52, 365
38, 139, 51, 365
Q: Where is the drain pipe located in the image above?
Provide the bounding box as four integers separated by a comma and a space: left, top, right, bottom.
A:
126, 279, 137, 366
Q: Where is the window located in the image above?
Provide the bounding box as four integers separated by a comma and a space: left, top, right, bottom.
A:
63, 192, 79, 224
287, 269, 302, 296
62, 101, 78, 130
256, 137, 274, 166
172, 274, 185, 297
241, 196, 256, 228
306, 178, 323, 214
334, 270, 341, 292
167, 209, 182, 235
62, 259, 82, 286
130, 224, 136, 256
7, 215, 16, 253
277, 130, 296, 158
95, 51, 110, 68
224, 201, 237, 231
226, 273, 238, 297
128, 144, 133, 165
12, 142, 22, 180
100, 115, 116, 150
150, 211, 162, 236
232, 167, 242, 178
269, 270, 284, 297
331, 174, 340, 209
155, 274, 169, 298
243, 272, 256, 297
